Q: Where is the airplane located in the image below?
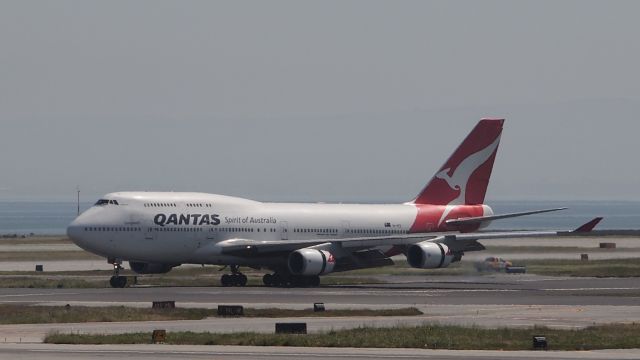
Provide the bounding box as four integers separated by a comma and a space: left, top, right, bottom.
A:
67, 119, 601, 288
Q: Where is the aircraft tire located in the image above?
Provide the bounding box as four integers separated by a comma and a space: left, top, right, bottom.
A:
282, 275, 293, 288
109, 276, 127, 288
272, 273, 285, 287
291, 276, 305, 287
222, 274, 247, 287
263, 273, 273, 287
271, 273, 281, 287
221, 274, 231, 287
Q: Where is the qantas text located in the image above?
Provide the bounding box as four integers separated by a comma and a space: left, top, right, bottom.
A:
153, 213, 221, 227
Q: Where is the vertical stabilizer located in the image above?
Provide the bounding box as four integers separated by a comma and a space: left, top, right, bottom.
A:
412, 119, 504, 205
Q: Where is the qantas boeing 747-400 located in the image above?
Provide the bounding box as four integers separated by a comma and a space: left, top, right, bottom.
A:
67, 119, 601, 288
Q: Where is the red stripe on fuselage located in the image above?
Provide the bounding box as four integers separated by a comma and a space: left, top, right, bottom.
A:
409, 204, 485, 233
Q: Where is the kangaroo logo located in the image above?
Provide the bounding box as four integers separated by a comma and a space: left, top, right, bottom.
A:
436, 135, 501, 226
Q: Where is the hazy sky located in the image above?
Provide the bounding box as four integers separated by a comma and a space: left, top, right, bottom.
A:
1, 1, 639, 202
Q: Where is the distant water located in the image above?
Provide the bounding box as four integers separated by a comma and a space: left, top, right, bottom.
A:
0, 202, 92, 235
0, 200, 638, 235
488, 200, 640, 230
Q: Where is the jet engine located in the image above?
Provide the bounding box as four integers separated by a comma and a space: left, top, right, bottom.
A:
288, 248, 336, 276
129, 261, 177, 274
406, 242, 454, 269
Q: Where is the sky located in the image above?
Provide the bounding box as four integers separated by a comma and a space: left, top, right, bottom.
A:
0, 1, 639, 202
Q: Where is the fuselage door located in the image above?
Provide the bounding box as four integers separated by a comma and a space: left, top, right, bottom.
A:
202, 227, 217, 248
144, 226, 155, 241
143, 213, 155, 241
280, 221, 288, 240
340, 221, 351, 238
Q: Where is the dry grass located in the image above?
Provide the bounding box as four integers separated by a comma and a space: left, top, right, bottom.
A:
522, 258, 640, 277
0, 305, 421, 324
0, 251, 102, 261
45, 323, 640, 350
0, 236, 70, 245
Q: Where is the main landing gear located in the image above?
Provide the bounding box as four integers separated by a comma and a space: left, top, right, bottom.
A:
220, 265, 247, 287
262, 273, 320, 287
108, 259, 127, 288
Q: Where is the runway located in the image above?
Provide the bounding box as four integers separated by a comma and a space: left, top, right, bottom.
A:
1, 274, 640, 344
1, 274, 639, 307
0, 273, 639, 358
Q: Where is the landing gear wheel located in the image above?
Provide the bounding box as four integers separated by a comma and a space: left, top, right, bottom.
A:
108, 259, 126, 288
263, 273, 273, 287
220, 272, 248, 287
290, 276, 304, 287
237, 274, 248, 286
221, 274, 231, 287
109, 276, 127, 288
271, 273, 284, 287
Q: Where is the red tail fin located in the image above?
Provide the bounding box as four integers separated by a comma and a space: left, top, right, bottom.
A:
412, 119, 504, 205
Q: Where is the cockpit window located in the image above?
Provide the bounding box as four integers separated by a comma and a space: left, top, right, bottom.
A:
95, 199, 119, 206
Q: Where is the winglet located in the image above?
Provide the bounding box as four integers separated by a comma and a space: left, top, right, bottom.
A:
572, 217, 603, 233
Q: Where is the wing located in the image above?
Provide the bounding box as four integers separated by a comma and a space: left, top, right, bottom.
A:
216, 217, 603, 256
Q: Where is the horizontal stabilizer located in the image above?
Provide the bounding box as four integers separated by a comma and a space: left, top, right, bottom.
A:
445, 207, 567, 227
572, 217, 603, 233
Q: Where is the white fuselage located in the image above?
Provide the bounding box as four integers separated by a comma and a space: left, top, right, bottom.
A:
68, 192, 454, 267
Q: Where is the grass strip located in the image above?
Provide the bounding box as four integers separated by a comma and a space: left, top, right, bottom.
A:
0, 305, 421, 324
349, 258, 640, 278
0, 305, 213, 324
0, 251, 102, 261
0, 273, 385, 288
0, 236, 70, 245
0, 277, 105, 289
523, 258, 640, 277
44, 323, 640, 350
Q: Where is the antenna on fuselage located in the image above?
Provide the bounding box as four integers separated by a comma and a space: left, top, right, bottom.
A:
76, 186, 80, 216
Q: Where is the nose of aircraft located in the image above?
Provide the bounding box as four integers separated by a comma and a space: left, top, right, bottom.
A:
67, 211, 92, 248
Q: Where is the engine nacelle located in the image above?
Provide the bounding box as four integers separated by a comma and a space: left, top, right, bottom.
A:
129, 261, 177, 274
407, 242, 454, 269
288, 249, 336, 276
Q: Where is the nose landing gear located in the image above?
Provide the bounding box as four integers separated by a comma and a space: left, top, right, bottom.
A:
220, 265, 247, 287
108, 259, 127, 288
